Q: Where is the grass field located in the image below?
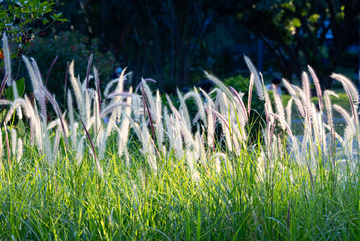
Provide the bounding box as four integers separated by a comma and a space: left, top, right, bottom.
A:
1, 141, 359, 240
1, 38, 360, 240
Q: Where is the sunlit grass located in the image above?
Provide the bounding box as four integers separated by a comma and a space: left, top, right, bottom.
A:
0, 33, 360, 239
1, 140, 360, 240
282, 88, 351, 135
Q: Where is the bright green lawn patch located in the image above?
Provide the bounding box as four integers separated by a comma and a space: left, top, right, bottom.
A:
281, 88, 351, 135
281, 88, 351, 119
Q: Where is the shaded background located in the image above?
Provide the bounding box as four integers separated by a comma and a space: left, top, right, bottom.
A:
14, 0, 360, 97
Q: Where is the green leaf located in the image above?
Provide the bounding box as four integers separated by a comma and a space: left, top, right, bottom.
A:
51, 12, 68, 22
14, 0, 24, 7
292, 18, 301, 28
0, 110, 6, 120
42, 18, 49, 25
5, 78, 25, 101
57, 18, 69, 22
196, 202, 201, 240
33, 0, 40, 7
309, 14, 320, 23
16, 119, 25, 137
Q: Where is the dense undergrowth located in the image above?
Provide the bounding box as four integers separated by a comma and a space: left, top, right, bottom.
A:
1, 34, 360, 240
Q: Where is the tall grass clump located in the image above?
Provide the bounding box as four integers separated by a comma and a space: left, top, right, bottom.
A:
1, 34, 360, 240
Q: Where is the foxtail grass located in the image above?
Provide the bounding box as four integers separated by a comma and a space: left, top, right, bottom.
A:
0, 35, 360, 239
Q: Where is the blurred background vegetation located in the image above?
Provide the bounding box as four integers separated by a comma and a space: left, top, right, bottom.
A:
1, 0, 360, 108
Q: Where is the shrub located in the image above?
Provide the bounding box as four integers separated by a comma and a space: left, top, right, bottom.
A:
0, 0, 66, 57
28, 30, 117, 105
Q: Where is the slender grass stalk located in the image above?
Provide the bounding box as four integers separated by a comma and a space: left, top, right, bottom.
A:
308, 65, 323, 110
40, 86, 69, 146
3, 34, 12, 87
79, 117, 103, 176
45, 55, 58, 87
0, 74, 9, 99
141, 85, 156, 140
64, 61, 69, 101
85, 53, 93, 89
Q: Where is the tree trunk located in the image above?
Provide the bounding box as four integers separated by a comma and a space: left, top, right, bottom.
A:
280, 64, 294, 83
320, 68, 333, 90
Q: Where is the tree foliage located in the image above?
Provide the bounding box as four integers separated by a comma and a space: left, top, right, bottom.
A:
55, 0, 248, 93
239, 0, 360, 88
45, 0, 360, 91
29, 30, 116, 105
0, 0, 67, 58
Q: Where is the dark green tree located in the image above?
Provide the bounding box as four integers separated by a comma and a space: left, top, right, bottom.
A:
239, 0, 360, 88
0, 0, 67, 55
0, 0, 67, 80
54, 0, 248, 92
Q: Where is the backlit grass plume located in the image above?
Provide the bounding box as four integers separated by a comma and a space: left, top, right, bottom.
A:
0, 46, 360, 240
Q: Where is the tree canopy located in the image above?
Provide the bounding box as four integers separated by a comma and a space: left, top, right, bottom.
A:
27, 0, 360, 91
240, 0, 360, 88
0, 0, 67, 58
